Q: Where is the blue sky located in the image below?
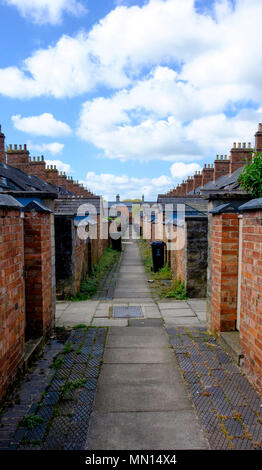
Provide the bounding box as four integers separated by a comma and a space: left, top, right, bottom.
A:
0, 0, 261, 199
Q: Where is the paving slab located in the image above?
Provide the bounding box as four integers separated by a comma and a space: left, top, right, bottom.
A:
98, 363, 180, 385
87, 411, 209, 450
108, 326, 166, 336
93, 382, 191, 412
103, 347, 175, 364
128, 318, 163, 327
64, 301, 99, 314
187, 300, 207, 312
56, 302, 71, 311
195, 311, 207, 322
106, 334, 168, 349
160, 308, 196, 317
165, 317, 201, 326
92, 318, 128, 327
158, 301, 190, 309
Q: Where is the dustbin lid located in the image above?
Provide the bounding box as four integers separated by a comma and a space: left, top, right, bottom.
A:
150, 241, 165, 246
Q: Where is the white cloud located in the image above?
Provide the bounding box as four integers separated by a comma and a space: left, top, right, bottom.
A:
1, 0, 262, 163
0, 0, 224, 98
45, 159, 73, 174
28, 141, 64, 155
170, 162, 201, 179
12, 113, 72, 137
4, 0, 87, 24
77, 66, 259, 161
80, 162, 197, 200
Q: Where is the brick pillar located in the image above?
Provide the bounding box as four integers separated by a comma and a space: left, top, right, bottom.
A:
239, 208, 262, 393
255, 123, 262, 152
186, 177, 194, 194
0, 125, 6, 164
202, 164, 214, 186
0, 207, 25, 401
24, 206, 55, 339
229, 143, 253, 174
214, 155, 230, 181
210, 212, 239, 335
7, 144, 30, 173
28, 156, 47, 180
193, 171, 202, 190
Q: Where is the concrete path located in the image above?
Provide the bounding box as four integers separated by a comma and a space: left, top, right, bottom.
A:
86, 325, 209, 450
85, 241, 209, 450
113, 241, 152, 300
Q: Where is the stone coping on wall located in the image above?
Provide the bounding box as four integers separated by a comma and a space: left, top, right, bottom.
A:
239, 198, 262, 211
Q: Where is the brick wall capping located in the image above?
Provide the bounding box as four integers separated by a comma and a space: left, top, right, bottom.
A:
209, 202, 240, 215
23, 200, 52, 213
239, 198, 262, 211
0, 194, 23, 209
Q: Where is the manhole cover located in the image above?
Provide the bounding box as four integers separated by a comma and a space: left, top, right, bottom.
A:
113, 306, 143, 318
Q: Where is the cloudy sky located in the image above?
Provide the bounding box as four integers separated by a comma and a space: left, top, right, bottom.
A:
1, 0, 262, 199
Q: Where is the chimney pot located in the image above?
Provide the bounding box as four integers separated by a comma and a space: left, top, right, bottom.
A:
248, 142, 251, 149
259, 123, 262, 131
238, 142, 241, 149
243, 142, 246, 149
24, 144, 27, 150
19, 145, 22, 150
14, 144, 17, 150
233, 142, 236, 149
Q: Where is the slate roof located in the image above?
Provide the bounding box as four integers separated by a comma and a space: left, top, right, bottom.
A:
157, 196, 208, 214
0, 163, 57, 194
54, 197, 102, 216
200, 167, 244, 194
0, 194, 23, 209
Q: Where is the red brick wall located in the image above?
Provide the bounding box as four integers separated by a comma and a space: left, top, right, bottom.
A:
240, 209, 262, 393
210, 213, 239, 335
0, 208, 25, 401
24, 211, 54, 339
163, 226, 185, 281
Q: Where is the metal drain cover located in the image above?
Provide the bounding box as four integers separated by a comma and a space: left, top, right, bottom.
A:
113, 306, 142, 318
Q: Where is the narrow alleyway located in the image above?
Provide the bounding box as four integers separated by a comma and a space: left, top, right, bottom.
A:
0, 241, 261, 450
86, 241, 208, 449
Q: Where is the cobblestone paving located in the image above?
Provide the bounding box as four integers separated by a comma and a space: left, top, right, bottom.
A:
166, 326, 262, 450
93, 255, 122, 300
0, 327, 107, 450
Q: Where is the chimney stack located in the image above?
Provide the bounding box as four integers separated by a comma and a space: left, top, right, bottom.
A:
0, 125, 6, 165
28, 155, 47, 180
186, 176, 194, 194
213, 155, 230, 181
202, 163, 214, 187
229, 142, 253, 174
255, 123, 262, 152
116, 194, 120, 203
193, 171, 202, 191
7, 143, 30, 172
